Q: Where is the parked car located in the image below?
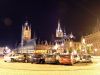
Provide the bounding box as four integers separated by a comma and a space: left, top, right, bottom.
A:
73, 54, 80, 63
45, 54, 57, 64
4, 53, 25, 62
58, 54, 76, 65
30, 54, 45, 64
4, 54, 12, 62
80, 54, 92, 63
22, 53, 34, 63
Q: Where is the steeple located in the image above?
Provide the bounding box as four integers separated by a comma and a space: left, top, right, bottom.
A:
69, 32, 74, 39
56, 20, 63, 37
57, 20, 62, 32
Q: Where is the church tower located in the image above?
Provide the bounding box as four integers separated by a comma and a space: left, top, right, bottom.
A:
56, 20, 63, 38
22, 21, 31, 42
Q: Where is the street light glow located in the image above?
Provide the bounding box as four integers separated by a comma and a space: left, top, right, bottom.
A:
94, 49, 97, 52
82, 38, 85, 44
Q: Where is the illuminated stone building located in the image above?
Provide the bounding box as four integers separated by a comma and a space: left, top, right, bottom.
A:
84, 31, 100, 55
35, 44, 52, 54
53, 20, 81, 54
18, 21, 36, 53
84, 19, 100, 55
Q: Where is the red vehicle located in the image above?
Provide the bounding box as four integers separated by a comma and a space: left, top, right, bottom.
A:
58, 54, 76, 65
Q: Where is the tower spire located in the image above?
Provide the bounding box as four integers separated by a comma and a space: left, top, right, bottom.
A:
57, 20, 62, 32
56, 19, 63, 37
69, 32, 75, 39
56, 20, 63, 37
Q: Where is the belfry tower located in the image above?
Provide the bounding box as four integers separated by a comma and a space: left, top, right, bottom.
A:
20, 21, 36, 53
22, 21, 31, 42
56, 20, 63, 38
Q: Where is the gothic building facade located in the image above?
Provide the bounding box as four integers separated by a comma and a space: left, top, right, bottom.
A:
54, 20, 81, 54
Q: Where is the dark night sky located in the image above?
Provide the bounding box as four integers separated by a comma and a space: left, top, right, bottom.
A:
0, 0, 100, 47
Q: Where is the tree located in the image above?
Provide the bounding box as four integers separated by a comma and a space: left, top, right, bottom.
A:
69, 47, 73, 53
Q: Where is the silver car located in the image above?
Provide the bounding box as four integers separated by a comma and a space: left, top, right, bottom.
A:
4, 53, 25, 62
80, 54, 92, 63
